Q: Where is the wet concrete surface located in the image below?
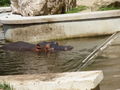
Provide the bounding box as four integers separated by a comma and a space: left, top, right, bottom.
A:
84, 33, 120, 90
0, 27, 109, 75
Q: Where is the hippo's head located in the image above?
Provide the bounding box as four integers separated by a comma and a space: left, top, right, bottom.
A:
36, 41, 58, 52
35, 41, 73, 52
35, 43, 52, 53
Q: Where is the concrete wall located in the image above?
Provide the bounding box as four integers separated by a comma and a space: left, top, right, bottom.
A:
0, 7, 11, 27
0, 10, 120, 42
0, 71, 103, 90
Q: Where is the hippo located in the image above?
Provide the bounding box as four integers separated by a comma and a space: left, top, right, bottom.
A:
0, 41, 73, 53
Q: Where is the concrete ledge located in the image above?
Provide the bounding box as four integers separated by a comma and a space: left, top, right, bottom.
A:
1, 10, 120, 42
0, 71, 103, 90
0, 10, 120, 24
0, 7, 11, 13
0, 7, 11, 26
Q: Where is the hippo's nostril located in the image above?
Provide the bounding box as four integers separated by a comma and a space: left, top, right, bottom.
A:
64, 47, 68, 51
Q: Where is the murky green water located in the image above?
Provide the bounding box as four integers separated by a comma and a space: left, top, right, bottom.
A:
84, 34, 120, 90
0, 27, 109, 75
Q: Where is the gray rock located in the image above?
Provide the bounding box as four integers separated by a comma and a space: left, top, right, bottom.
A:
77, 0, 120, 11
92, 0, 120, 11
10, 0, 76, 16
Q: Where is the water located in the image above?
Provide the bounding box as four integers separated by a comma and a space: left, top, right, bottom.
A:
84, 34, 120, 90
0, 27, 109, 75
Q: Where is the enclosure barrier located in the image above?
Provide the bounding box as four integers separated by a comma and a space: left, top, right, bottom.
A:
0, 10, 120, 42
0, 71, 103, 90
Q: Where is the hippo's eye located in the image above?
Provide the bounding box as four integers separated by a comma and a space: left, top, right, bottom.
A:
64, 47, 68, 51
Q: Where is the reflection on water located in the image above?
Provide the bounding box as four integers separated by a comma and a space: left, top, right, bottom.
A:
0, 27, 109, 75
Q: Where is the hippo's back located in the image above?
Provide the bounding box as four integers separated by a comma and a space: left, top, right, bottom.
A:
0, 41, 35, 51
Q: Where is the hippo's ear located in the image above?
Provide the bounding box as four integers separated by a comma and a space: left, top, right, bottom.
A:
36, 44, 40, 46
35, 44, 41, 48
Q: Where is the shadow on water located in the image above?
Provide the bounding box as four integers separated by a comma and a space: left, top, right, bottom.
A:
0, 27, 109, 75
